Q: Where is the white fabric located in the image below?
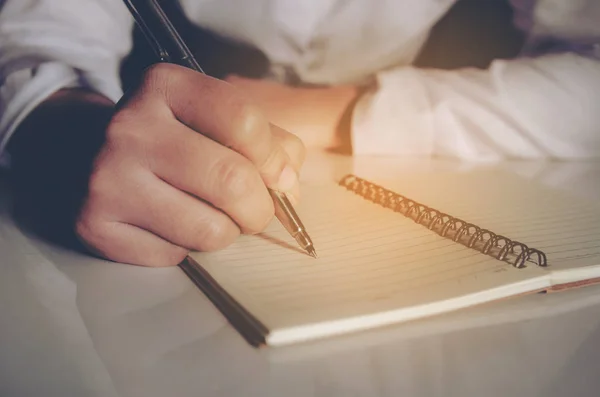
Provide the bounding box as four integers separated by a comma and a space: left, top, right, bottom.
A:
0, 0, 599, 162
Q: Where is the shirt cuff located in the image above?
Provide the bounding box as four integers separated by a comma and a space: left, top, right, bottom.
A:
350, 67, 434, 157
0, 62, 123, 166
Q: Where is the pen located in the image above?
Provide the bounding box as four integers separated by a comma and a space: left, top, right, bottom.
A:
122, 0, 317, 258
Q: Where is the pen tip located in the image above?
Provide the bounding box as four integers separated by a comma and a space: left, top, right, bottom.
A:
307, 247, 317, 258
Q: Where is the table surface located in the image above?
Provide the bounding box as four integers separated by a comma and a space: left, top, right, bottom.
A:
2, 152, 600, 397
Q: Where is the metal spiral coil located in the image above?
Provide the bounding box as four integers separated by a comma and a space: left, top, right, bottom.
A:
339, 174, 548, 268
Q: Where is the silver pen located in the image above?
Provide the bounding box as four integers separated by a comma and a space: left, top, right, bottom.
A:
122, 0, 317, 257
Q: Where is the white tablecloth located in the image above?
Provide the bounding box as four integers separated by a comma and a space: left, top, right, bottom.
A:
2, 153, 600, 397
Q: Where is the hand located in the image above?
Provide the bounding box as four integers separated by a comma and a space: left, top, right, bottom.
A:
9, 64, 305, 267
225, 75, 358, 150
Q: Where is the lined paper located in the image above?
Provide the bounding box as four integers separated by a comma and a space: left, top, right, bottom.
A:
376, 171, 600, 270
190, 176, 552, 331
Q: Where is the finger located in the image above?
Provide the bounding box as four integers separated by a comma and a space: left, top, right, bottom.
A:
144, 120, 275, 234
135, 64, 297, 192
79, 220, 188, 267
271, 124, 306, 172
119, 171, 241, 251
271, 124, 304, 203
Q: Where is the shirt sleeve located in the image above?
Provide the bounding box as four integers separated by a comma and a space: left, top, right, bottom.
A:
351, 52, 600, 160
351, 0, 600, 160
0, 0, 134, 164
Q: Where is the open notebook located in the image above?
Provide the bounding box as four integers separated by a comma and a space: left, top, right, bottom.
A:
181, 170, 600, 347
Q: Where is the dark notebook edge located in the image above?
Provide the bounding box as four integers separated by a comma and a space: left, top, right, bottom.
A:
179, 256, 269, 347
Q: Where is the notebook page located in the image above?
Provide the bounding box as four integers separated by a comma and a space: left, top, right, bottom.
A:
374, 170, 600, 271
190, 183, 546, 330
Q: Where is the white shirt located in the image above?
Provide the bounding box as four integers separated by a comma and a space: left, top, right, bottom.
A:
1, 0, 599, 164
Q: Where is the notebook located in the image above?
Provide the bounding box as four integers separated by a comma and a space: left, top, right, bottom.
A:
180, 170, 600, 347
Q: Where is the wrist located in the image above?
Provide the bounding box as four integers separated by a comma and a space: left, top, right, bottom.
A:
331, 84, 373, 154
298, 85, 359, 151
329, 85, 360, 149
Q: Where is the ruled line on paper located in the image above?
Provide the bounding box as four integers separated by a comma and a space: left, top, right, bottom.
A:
192, 183, 535, 320
190, 172, 600, 329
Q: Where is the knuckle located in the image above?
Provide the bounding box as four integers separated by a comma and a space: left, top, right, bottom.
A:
140, 63, 188, 108
110, 107, 136, 128
195, 220, 238, 252
142, 63, 177, 90
106, 109, 140, 145
229, 100, 268, 145
213, 157, 260, 203
106, 109, 160, 165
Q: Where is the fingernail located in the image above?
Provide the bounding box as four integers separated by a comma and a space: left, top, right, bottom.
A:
277, 165, 298, 192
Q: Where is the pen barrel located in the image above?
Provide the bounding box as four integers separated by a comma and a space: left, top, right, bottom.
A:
124, 0, 204, 72
269, 190, 314, 251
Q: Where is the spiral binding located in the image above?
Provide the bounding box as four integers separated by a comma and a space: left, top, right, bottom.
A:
339, 175, 548, 268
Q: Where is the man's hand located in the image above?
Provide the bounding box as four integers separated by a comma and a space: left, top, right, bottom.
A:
9, 64, 305, 267
225, 75, 358, 151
